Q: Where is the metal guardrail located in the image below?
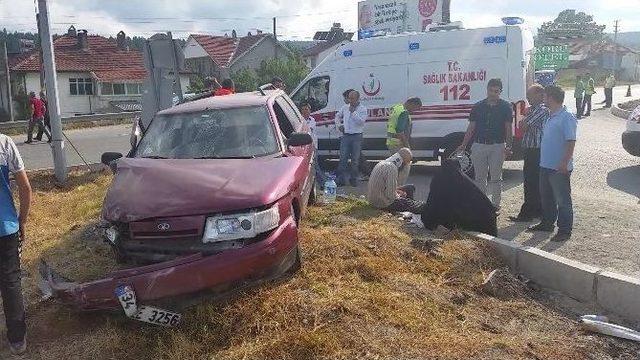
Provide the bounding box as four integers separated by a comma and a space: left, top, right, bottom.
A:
0, 111, 140, 132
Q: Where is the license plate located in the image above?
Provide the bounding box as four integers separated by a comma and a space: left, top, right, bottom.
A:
115, 285, 182, 327
131, 305, 182, 327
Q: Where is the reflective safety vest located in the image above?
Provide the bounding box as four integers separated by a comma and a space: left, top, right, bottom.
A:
386, 103, 409, 148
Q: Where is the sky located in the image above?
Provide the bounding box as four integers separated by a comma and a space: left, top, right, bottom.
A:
1, 0, 639, 40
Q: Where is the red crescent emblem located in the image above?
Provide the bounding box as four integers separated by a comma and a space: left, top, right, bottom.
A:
418, 0, 438, 18
362, 80, 381, 96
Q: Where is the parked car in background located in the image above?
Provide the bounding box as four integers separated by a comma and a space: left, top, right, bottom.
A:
41, 90, 316, 311
622, 104, 640, 157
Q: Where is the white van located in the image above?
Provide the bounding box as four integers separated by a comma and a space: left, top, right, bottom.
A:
622, 105, 640, 157
291, 22, 535, 169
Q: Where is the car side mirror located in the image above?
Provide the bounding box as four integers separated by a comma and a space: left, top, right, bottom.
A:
287, 132, 313, 147
101, 152, 123, 166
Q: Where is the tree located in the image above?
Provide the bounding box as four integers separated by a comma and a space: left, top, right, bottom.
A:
187, 75, 206, 93
255, 56, 309, 91
232, 68, 258, 93
538, 9, 606, 40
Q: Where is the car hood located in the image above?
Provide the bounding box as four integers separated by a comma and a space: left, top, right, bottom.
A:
102, 157, 304, 222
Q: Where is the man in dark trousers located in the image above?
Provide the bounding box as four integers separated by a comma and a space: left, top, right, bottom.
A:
528, 85, 577, 242
0, 133, 32, 354
35, 91, 51, 142
25, 92, 51, 144
574, 75, 585, 119
509, 84, 550, 222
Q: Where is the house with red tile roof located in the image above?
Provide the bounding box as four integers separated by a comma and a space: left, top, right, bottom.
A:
183, 30, 291, 80
302, 23, 353, 69
10, 27, 190, 117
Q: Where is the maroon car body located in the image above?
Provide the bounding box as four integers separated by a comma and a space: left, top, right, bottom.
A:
41, 90, 316, 311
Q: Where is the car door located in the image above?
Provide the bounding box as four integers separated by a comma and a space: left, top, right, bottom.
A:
275, 96, 315, 213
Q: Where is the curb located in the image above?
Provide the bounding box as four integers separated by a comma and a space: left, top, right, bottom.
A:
469, 232, 640, 324
611, 104, 632, 120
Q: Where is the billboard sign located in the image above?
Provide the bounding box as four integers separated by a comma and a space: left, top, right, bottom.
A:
534, 45, 569, 70
358, 0, 444, 38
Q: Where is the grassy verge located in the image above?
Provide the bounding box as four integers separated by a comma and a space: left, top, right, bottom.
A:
6, 171, 639, 359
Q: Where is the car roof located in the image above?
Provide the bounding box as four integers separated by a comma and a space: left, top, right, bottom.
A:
158, 90, 285, 115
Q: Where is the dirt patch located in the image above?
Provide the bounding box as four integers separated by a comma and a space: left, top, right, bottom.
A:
5, 174, 640, 359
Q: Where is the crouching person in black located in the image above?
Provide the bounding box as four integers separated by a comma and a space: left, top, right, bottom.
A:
421, 159, 498, 236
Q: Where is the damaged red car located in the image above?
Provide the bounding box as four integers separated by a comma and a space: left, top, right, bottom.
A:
41, 90, 316, 313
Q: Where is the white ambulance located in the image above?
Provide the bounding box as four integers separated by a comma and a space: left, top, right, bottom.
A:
291, 21, 535, 171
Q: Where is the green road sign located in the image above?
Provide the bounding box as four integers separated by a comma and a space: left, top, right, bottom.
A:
535, 45, 569, 70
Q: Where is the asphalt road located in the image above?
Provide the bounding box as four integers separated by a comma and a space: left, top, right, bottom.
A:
10, 85, 640, 277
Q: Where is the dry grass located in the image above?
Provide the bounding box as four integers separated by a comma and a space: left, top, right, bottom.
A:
4, 172, 639, 359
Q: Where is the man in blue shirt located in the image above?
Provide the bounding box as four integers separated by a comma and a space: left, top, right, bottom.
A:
0, 134, 32, 354
528, 86, 577, 242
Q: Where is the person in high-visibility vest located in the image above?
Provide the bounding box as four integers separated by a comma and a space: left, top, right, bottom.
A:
386, 97, 423, 154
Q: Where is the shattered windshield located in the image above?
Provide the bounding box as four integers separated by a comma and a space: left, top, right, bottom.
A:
135, 106, 280, 159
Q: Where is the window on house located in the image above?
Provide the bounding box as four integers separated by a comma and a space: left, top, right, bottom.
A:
69, 78, 94, 95
101, 82, 142, 96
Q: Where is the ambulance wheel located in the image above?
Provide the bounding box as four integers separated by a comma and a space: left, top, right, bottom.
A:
442, 146, 475, 179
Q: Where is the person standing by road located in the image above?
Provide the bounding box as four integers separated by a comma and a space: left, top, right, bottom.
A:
299, 101, 329, 188
603, 72, 616, 108
582, 72, 595, 117
509, 84, 550, 222
456, 78, 513, 208
0, 134, 32, 354
25, 92, 51, 144
335, 90, 367, 187
367, 148, 424, 214
386, 97, 423, 154
528, 85, 577, 242
574, 75, 585, 119
35, 91, 51, 142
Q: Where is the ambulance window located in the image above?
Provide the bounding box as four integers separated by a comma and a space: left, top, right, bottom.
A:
291, 76, 330, 112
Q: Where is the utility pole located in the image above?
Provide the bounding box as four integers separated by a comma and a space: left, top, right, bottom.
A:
36, 13, 45, 91
37, 0, 67, 182
273, 17, 278, 59
1, 42, 14, 122
613, 20, 619, 73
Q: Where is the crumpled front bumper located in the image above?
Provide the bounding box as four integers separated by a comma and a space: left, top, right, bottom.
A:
39, 216, 299, 311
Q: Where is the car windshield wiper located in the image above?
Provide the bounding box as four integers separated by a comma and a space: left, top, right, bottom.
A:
194, 155, 256, 159
140, 155, 169, 159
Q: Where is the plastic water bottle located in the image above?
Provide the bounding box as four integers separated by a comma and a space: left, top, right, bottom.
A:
323, 174, 337, 204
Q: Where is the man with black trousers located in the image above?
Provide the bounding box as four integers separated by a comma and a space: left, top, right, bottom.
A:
0, 133, 32, 354
509, 84, 549, 222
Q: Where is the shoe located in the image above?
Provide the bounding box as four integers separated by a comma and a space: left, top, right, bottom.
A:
551, 232, 571, 242
34, 138, 42, 141
9, 338, 26, 355
349, 179, 358, 187
24, 140, 32, 144
335, 181, 346, 188
47, 139, 52, 143
508, 215, 534, 222
527, 223, 554, 232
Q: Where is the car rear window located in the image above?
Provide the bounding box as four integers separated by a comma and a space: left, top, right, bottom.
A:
135, 106, 279, 159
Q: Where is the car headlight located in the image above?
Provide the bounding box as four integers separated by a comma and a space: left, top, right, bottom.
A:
202, 205, 280, 243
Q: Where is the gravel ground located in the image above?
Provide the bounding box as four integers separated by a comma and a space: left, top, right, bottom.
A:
340, 106, 640, 277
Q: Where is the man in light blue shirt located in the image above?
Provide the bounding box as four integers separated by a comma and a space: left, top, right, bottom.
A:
528, 86, 577, 242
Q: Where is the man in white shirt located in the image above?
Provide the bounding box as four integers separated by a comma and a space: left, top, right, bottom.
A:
335, 90, 368, 187
299, 101, 329, 187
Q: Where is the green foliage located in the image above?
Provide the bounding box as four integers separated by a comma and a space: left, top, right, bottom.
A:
1, 29, 37, 53
538, 10, 606, 40
232, 68, 258, 93
187, 75, 206, 93
231, 56, 310, 93
256, 56, 309, 90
